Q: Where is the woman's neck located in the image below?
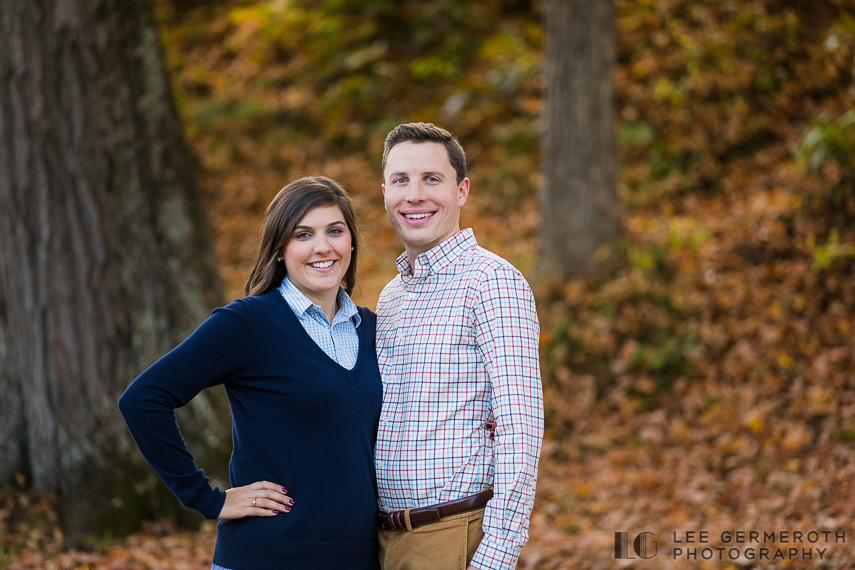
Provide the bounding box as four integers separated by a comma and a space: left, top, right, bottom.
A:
303, 288, 339, 324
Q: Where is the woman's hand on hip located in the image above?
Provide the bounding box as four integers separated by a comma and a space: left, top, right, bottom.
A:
218, 481, 294, 520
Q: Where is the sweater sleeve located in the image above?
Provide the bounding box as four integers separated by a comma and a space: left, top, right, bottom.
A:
118, 300, 253, 519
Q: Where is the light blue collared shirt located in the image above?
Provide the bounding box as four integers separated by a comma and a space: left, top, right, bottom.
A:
278, 276, 360, 370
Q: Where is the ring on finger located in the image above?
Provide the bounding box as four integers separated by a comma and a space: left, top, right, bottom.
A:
252, 498, 257, 507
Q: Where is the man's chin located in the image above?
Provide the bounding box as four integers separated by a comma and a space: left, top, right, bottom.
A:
397, 229, 433, 246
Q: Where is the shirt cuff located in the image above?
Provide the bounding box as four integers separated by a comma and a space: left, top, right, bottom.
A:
470, 534, 522, 570
189, 486, 227, 520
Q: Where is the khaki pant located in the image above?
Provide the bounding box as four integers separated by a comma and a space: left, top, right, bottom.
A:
378, 508, 485, 570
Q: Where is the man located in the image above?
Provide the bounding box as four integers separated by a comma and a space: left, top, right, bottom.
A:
375, 122, 543, 570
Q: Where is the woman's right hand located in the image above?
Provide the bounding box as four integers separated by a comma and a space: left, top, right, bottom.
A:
217, 481, 294, 519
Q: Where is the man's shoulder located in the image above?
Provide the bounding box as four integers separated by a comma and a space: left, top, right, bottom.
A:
458, 245, 527, 284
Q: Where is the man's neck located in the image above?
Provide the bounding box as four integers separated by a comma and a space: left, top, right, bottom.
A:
404, 228, 461, 267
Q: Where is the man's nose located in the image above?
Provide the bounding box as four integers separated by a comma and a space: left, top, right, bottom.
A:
404, 180, 427, 202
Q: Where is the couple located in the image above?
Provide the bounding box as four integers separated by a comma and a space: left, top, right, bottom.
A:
119, 122, 544, 570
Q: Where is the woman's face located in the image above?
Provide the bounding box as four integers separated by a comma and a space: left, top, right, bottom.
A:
283, 204, 352, 303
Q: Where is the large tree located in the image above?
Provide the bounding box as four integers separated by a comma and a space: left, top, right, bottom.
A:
0, 0, 230, 543
540, 0, 623, 280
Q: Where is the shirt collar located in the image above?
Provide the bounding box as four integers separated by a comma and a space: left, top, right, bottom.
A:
278, 276, 361, 327
395, 229, 478, 278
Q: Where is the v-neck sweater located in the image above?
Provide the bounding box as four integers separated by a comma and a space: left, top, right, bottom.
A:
119, 289, 382, 569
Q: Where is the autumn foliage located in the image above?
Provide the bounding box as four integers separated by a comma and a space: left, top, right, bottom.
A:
3, 0, 855, 568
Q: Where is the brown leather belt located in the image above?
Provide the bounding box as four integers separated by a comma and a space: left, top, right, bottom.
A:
379, 488, 493, 530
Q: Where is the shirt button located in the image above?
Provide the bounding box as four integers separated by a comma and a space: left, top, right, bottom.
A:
376, 460, 385, 467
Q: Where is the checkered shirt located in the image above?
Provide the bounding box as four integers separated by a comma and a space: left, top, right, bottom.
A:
278, 276, 360, 369
375, 229, 543, 570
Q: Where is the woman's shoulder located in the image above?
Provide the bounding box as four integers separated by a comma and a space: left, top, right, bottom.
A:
355, 305, 376, 316
355, 305, 377, 331
223, 289, 282, 309
212, 289, 283, 324
356, 305, 376, 320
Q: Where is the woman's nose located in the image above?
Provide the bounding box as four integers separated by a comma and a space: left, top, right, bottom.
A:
313, 236, 331, 253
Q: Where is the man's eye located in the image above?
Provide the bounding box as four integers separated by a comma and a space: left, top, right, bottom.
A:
426, 176, 439, 183
394, 177, 406, 184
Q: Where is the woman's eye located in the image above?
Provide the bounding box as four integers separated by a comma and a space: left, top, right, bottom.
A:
329, 227, 343, 235
296, 232, 311, 239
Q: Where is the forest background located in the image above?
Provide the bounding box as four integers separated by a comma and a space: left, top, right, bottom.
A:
2, 0, 855, 568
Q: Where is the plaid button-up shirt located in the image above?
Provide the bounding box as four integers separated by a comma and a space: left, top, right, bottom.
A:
375, 229, 543, 570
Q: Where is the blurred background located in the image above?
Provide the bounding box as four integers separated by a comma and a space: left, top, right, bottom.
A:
1, 0, 854, 568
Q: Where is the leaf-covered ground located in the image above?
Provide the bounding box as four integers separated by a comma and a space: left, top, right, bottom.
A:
3, 0, 855, 568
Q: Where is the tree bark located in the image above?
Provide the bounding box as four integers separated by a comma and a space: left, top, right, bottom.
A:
0, 0, 229, 543
540, 0, 623, 280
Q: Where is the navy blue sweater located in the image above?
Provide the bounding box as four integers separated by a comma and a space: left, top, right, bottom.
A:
118, 289, 382, 569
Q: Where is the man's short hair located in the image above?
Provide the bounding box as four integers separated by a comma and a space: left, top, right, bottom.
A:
382, 122, 467, 184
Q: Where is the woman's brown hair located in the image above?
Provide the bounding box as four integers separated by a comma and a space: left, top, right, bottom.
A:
245, 176, 359, 297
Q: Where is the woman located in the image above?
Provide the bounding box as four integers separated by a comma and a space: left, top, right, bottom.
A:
119, 177, 382, 570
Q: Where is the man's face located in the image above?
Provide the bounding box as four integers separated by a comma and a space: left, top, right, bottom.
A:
382, 141, 469, 259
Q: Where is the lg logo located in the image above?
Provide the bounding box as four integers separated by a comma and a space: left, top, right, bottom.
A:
615, 532, 658, 559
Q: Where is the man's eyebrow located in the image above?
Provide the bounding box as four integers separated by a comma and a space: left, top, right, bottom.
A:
388, 171, 445, 178
294, 220, 345, 230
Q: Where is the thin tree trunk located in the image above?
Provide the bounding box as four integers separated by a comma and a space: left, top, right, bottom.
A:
540, 0, 623, 280
0, 0, 229, 543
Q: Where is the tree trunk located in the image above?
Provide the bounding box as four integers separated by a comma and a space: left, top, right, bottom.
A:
0, 0, 230, 543
540, 0, 623, 280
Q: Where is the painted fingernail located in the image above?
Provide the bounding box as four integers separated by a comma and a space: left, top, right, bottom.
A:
272, 511, 279, 515
281, 488, 287, 493
284, 507, 291, 513
288, 498, 294, 505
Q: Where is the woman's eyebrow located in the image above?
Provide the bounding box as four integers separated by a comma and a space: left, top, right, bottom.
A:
294, 220, 345, 230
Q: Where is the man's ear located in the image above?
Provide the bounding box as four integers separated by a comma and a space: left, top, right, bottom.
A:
457, 177, 470, 207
